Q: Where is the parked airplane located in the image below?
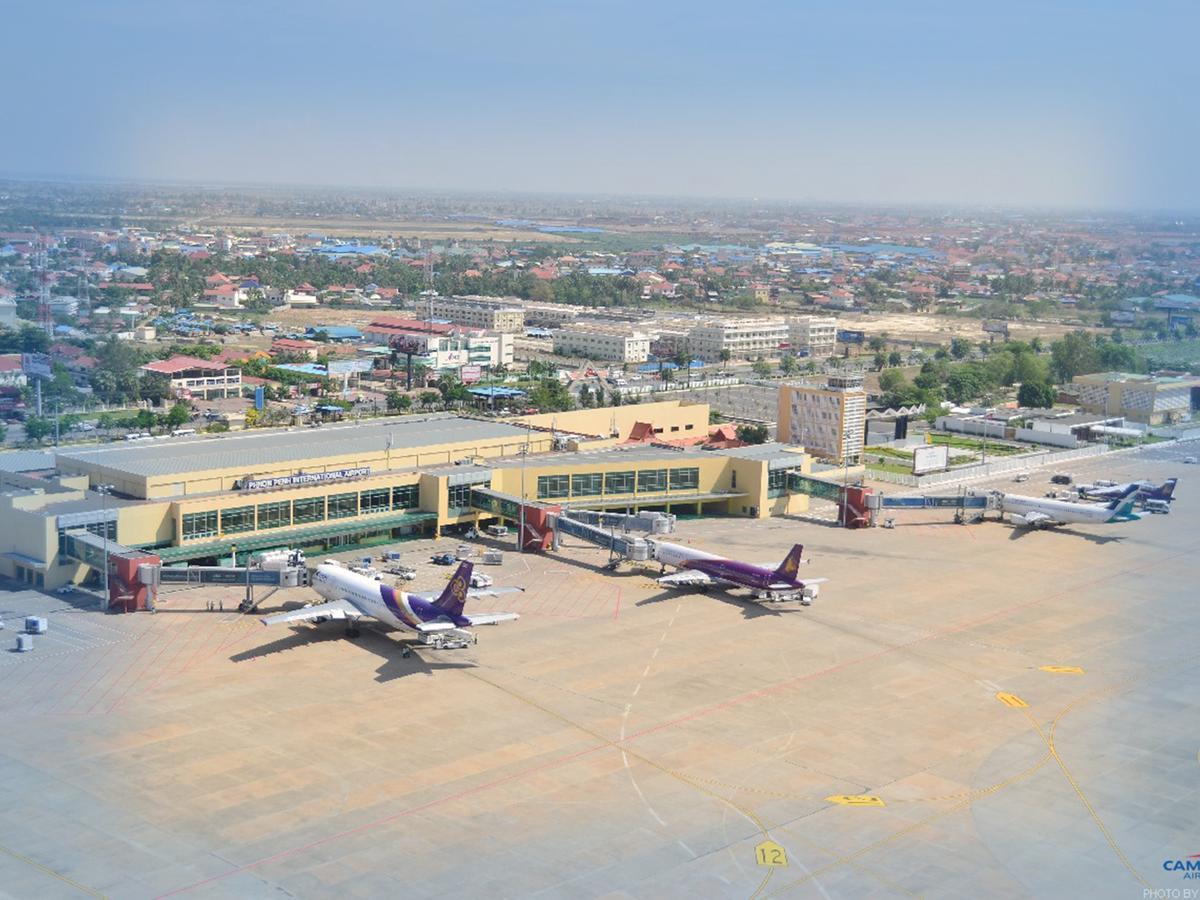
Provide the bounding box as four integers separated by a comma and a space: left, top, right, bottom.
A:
261, 560, 521, 651
1076, 477, 1177, 505
996, 487, 1141, 529
650, 541, 826, 603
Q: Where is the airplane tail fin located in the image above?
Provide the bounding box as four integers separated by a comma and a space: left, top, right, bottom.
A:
1110, 499, 1138, 521
774, 544, 804, 581
434, 562, 472, 618
1106, 485, 1138, 509
1155, 478, 1178, 500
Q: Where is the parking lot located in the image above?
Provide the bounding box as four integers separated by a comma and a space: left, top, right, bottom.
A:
0, 442, 1196, 898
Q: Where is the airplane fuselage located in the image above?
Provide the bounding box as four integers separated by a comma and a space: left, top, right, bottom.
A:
648, 540, 803, 591
997, 493, 1137, 527
312, 564, 466, 631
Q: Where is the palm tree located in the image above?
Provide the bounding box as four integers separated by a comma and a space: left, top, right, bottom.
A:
719, 348, 732, 371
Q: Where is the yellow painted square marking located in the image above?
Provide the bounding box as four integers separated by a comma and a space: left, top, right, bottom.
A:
1039, 665, 1084, 675
996, 692, 1029, 708
825, 794, 886, 807
755, 840, 789, 867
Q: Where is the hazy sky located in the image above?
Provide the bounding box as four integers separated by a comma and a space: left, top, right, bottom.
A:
3, 0, 1197, 210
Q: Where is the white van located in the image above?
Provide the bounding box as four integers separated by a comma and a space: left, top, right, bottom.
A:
124, 432, 152, 441
171, 428, 196, 437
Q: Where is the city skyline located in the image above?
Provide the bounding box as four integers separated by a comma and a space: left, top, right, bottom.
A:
1, 0, 1196, 212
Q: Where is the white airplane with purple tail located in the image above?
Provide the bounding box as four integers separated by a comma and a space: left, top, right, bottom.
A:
262, 560, 521, 652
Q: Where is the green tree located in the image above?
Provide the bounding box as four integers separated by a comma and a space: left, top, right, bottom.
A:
751, 359, 772, 378
719, 349, 732, 370
24, 416, 52, 444
779, 355, 798, 375
1050, 332, 1101, 382
418, 391, 441, 409
135, 408, 158, 432
949, 337, 972, 359
887, 351, 903, 367
878, 369, 907, 394
735, 424, 769, 444
945, 369, 984, 404
1017, 381, 1057, 408
165, 402, 190, 429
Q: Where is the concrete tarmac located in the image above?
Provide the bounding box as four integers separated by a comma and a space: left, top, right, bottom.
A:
0, 442, 1196, 899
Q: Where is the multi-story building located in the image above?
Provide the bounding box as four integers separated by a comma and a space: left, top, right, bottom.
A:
686, 317, 788, 361
140, 355, 242, 400
362, 318, 513, 370
1071, 372, 1200, 424
786, 315, 838, 358
553, 325, 651, 362
0, 403, 814, 593
777, 374, 867, 462
430, 296, 526, 333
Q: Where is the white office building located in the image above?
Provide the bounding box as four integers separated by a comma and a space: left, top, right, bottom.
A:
554, 325, 651, 362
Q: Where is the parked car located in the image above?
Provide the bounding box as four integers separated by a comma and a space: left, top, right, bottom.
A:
1013, 473, 1029, 483
431, 552, 457, 566
1050, 473, 1073, 485
55, 585, 75, 595
1184, 456, 1197, 465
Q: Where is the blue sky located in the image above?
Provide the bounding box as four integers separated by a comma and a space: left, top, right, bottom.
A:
2, 0, 1196, 210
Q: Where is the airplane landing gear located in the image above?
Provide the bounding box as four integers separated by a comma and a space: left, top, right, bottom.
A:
345, 621, 361, 638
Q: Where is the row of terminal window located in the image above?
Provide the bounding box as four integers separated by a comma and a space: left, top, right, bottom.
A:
537, 468, 700, 501
181, 484, 421, 540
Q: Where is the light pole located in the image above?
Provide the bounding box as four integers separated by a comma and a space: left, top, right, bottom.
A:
96, 484, 113, 612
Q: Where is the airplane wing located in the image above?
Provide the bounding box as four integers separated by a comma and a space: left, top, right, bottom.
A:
464, 612, 520, 626
1015, 511, 1056, 528
260, 598, 359, 626
415, 619, 458, 633
766, 577, 828, 590
409, 586, 525, 602
657, 570, 716, 588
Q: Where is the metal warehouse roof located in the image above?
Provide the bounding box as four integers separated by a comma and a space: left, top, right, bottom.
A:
54, 415, 535, 479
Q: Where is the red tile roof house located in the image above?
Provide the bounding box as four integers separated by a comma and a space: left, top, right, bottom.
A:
140, 355, 242, 400
0, 355, 27, 387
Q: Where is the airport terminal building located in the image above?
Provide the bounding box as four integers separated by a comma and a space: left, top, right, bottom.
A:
0, 402, 814, 590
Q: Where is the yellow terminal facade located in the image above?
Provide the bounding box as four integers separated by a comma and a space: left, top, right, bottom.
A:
0, 401, 814, 590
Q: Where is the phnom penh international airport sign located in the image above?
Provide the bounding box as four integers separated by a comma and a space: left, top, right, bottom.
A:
239, 467, 371, 492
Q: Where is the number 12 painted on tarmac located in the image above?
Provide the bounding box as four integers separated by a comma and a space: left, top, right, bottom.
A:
755, 841, 788, 867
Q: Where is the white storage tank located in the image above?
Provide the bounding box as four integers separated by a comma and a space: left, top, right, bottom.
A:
16, 634, 32, 652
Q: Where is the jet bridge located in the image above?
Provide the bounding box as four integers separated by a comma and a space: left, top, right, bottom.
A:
547, 513, 653, 562
866, 490, 996, 526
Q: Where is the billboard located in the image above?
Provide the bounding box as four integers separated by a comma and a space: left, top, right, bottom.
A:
327, 359, 374, 376
254, 385, 265, 411
460, 365, 483, 384
21, 353, 52, 378
837, 329, 866, 344
912, 444, 950, 475
982, 319, 1010, 337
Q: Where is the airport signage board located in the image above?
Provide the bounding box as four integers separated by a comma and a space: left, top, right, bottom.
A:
21, 353, 52, 378
460, 365, 483, 384
912, 444, 950, 475
239, 467, 371, 492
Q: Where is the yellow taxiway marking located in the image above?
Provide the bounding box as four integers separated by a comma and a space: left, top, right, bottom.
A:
826, 794, 886, 807
755, 840, 789, 867
1040, 665, 1085, 675
996, 692, 1029, 708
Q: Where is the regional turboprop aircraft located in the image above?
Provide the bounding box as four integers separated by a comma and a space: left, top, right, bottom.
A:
262, 560, 521, 651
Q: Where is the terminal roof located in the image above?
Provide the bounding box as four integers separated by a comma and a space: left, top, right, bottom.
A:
55, 415, 533, 479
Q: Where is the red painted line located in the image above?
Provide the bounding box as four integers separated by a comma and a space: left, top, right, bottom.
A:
108, 620, 214, 714
612, 586, 622, 620
58, 623, 156, 714
154, 736, 613, 899
84, 624, 185, 716
96, 625, 191, 716
155, 541, 1197, 897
